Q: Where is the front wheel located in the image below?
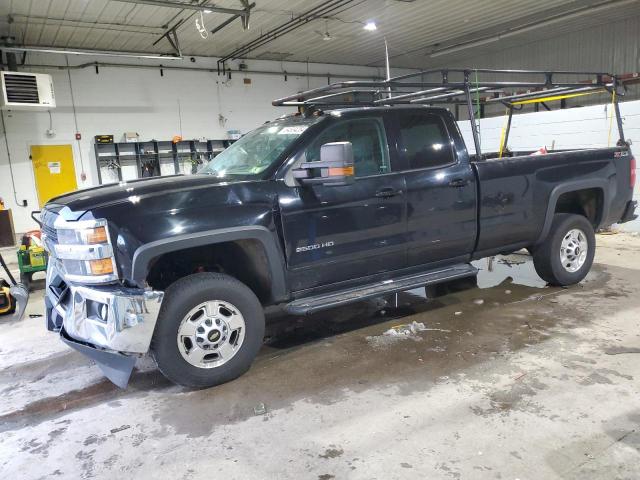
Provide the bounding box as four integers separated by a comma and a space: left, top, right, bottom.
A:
532, 213, 596, 286
151, 272, 265, 388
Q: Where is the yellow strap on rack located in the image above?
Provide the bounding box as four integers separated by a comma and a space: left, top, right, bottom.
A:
498, 107, 509, 158
511, 89, 606, 105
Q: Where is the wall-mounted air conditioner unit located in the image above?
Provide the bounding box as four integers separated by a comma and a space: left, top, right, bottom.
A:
0, 71, 55, 111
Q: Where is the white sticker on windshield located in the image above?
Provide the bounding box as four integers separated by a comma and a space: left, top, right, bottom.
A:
278, 126, 308, 135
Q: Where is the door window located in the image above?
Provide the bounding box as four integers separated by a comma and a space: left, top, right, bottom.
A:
398, 114, 455, 169
304, 118, 390, 177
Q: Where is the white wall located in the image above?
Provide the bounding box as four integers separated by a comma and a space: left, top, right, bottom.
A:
1, 53, 638, 234
0, 54, 399, 233
459, 99, 640, 154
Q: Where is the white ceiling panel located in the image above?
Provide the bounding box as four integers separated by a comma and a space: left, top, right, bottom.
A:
0, 0, 638, 68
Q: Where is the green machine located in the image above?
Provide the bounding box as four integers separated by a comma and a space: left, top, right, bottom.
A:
17, 244, 47, 291
17, 212, 48, 292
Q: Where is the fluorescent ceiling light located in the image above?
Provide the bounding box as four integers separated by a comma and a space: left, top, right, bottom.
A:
429, 0, 637, 58
430, 37, 499, 57
363, 21, 377, 31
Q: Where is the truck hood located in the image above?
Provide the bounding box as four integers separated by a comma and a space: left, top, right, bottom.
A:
48, 174, 239, 212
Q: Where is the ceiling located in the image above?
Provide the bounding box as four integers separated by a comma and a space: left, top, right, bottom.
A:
1, 0, 639, 69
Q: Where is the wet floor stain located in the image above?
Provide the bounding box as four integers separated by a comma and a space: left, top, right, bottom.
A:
0, 370, 171, 433
0, 252, 631, 444
605, 346, 640, 355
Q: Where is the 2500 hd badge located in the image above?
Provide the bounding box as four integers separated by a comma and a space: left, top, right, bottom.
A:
296, 241, 335, 253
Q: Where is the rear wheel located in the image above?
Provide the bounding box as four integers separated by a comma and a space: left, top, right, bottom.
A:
151, 272, 265, 388
532, 213, 595, 286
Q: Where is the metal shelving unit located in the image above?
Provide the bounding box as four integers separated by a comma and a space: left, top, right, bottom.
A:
94, 138, 235, 184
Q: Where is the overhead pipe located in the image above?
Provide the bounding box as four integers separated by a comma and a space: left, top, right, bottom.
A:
2, 45, 182, 60
0, 60, 385, 82
6, 52, 18, 71
113, 0, 249, 16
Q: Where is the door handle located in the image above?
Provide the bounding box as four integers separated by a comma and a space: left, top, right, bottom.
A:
448, 178, 469, 188
375, 187, 402, 198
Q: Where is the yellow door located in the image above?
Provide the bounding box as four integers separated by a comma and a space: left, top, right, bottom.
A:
30, 145, 78, 207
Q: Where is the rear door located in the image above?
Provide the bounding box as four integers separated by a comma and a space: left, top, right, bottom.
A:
391, 111, 477, 266
278, 115, 407, 292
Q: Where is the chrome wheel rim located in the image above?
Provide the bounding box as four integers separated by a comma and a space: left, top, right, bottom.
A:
560, 228, 588, 273
177, 300, 246, 369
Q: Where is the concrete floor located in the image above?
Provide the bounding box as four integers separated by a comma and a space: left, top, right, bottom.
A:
1, 232, 639, 480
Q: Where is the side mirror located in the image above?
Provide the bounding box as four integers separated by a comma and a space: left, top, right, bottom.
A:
292, 141, 355, 186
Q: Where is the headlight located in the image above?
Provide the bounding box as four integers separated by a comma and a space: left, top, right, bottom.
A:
53, 218, 118, 284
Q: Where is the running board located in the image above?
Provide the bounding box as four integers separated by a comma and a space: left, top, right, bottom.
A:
285, 264, 478, 315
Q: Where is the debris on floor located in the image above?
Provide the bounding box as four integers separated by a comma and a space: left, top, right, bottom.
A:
366, 321, 426, 348
366, 321, 452, 349
110, 425, 131, 434
499, 257, 527, 267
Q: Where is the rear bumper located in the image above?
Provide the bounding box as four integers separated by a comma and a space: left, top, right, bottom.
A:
619, 200, 638, 223
45, 260, 164, 386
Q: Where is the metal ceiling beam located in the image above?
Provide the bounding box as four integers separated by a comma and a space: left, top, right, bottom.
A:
210, 1, 255, 34
114, 0, 249, 16
217, 0, 357, 66
152, 19, 184, 55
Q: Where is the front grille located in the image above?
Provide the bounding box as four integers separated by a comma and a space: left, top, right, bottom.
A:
45, 264, 69, 331
4, 74, 39, 104
42, 222, 57, 244
41, 207, 59, 252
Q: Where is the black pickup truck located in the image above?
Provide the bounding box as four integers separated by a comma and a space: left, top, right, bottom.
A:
42, 70, 637, 388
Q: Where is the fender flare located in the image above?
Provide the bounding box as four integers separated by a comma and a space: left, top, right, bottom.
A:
131, 226, 287, 302
535, 179, 610, 245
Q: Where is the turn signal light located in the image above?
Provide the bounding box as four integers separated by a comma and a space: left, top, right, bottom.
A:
328, 166, 354, 177
86, 226, 108, 244
89, 258, 114, 275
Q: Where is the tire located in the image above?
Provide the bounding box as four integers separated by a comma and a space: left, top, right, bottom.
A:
532, 213, 596, 286
151, 272, 265, 388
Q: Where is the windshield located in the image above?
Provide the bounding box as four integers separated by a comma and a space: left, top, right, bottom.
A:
199, 117, 321, 178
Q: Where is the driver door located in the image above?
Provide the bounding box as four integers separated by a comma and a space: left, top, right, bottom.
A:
278, 116, 407, 292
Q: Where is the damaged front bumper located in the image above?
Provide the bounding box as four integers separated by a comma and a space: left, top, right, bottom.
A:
45, 261, 164, 387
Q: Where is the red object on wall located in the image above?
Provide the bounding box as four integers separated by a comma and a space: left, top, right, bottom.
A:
75, 132, 81, 140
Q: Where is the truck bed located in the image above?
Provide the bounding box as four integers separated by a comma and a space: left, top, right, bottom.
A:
471, 146, 634, 258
